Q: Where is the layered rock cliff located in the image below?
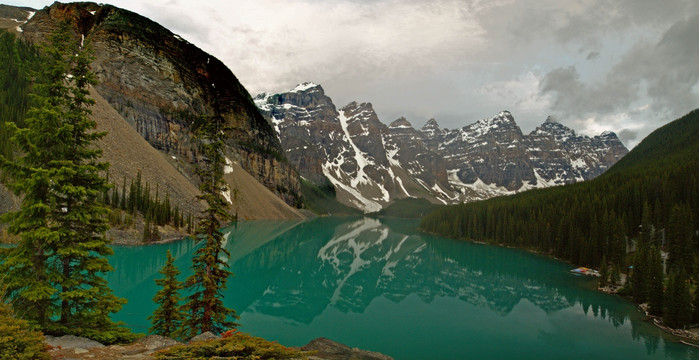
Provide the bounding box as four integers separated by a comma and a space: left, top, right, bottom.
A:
11, 2, 301, 209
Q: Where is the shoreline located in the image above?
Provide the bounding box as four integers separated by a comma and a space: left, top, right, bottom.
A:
424, 229, 699, 348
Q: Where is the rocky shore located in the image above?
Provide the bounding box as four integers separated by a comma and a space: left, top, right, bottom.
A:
45, 333, 394, 360
598, 276, 699, 346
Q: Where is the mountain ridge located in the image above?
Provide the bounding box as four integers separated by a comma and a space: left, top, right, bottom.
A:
256, 83, 628, 213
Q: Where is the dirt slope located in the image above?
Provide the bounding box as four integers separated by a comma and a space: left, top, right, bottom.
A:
92, 87, 305, 221
224, 162, 305, 221
91, 87, 204, 216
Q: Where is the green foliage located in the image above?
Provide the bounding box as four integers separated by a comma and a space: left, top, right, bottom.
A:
371, 198, 441, 218
103, 170, 189, 232
0, 30, 39, 162
182, 114, 238, 337
666, 204, 694, 275
631, 244, 650, 303
300, 177, 361, 216
664, 272, 692, 329
598, 256, 609, 288
693, 278, 699, 324
610, 264, 621, 286
153, 331, 308, 360
647, 246, 664, 316
149, 250, 186, 339
0, 303, 50, 360
0, 22, 132, 343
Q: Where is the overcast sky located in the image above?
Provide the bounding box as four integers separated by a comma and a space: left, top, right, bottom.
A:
9, 0, 699, 148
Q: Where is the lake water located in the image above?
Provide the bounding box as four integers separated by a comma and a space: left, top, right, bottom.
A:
107, 217, 699, 360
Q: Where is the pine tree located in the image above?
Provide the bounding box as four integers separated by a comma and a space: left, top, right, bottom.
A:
0, 23, 73, 328
610, 264, 621, 286
120, 176, 127, 210
631, 243, 650, 303
664, 271, 692, 328
182, 113, 238, 337
599, 255, 609, 288
148, 250, 185, 338
143, 217, 152, 243
647, 245, 664, 316
640, 201, 654, 248
0, 22, 130, 342
693, 276, 699, 324
667, 204, 694, 275
111, 180, 120, 208
152, 221, 161, 243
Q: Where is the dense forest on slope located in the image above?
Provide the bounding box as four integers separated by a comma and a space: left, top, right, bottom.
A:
0, 30, 38, 161
421, 110, 698, 266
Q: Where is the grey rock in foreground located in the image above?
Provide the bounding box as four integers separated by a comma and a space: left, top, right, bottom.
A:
302, 337, 394, 360
44, 334, 105, 349
188, 331, 220, 343
133, 334, 181, 350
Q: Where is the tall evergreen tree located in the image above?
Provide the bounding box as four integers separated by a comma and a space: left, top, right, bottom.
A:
0, 22, 130, 342
148, 250, 185, 338
48, 24, 127, 339
631, 243, 650, 303
667, 204, 694, 275
182, 113, 238, 337
598, 255, 609, 288
664, 271, 692, 329
647, 245, 664, 316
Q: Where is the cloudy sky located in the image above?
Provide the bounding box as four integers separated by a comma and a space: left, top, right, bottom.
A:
10, 0, 699, 147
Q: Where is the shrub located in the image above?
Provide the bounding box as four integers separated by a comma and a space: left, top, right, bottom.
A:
0, 303, 51, 360
154, 330, 309, 360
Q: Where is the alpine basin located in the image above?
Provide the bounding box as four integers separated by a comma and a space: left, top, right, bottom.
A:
107, 217, 698, 360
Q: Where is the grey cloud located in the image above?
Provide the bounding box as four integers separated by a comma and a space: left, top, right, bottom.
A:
586, 51, 599, 60
471, 0, 697, 56
540, 14, 699, 121
618, 129, 638, 144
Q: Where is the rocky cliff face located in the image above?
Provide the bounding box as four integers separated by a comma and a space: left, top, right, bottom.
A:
257, 84, 629, 212
256, 84, 453, 212
13, 2, 301, 208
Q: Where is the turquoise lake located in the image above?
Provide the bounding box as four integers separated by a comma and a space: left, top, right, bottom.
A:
107, 217, 699, 360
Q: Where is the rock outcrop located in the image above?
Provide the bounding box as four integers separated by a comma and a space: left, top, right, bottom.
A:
303, 337, 394, 360
256, 84, 453, 212
257, 84, 629, 212
9, 2, 301, 210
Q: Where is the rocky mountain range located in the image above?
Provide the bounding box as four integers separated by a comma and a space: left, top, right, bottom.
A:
1, 2, 628, 219
255, 83, 628, 212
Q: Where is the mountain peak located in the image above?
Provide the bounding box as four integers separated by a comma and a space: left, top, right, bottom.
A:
290, 82, 321, 93
531, 118, 576, 139
492, 111, 515, 124
497, 110, 513, 118
389, 117, 413, 129
340, 101, 374, 112
422, 118, 440, 130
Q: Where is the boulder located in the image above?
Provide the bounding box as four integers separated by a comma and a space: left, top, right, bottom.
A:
302, 337, 394, 360
44, 335, 104, 349
188, 331, 219, 343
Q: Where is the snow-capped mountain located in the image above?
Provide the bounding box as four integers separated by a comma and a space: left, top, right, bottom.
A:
255, 83, 628, 212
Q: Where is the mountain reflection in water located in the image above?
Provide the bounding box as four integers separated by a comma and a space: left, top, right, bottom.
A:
108, 217, 699, 360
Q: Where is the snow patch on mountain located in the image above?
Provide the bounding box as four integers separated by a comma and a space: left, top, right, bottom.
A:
291, 82, 319, 93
